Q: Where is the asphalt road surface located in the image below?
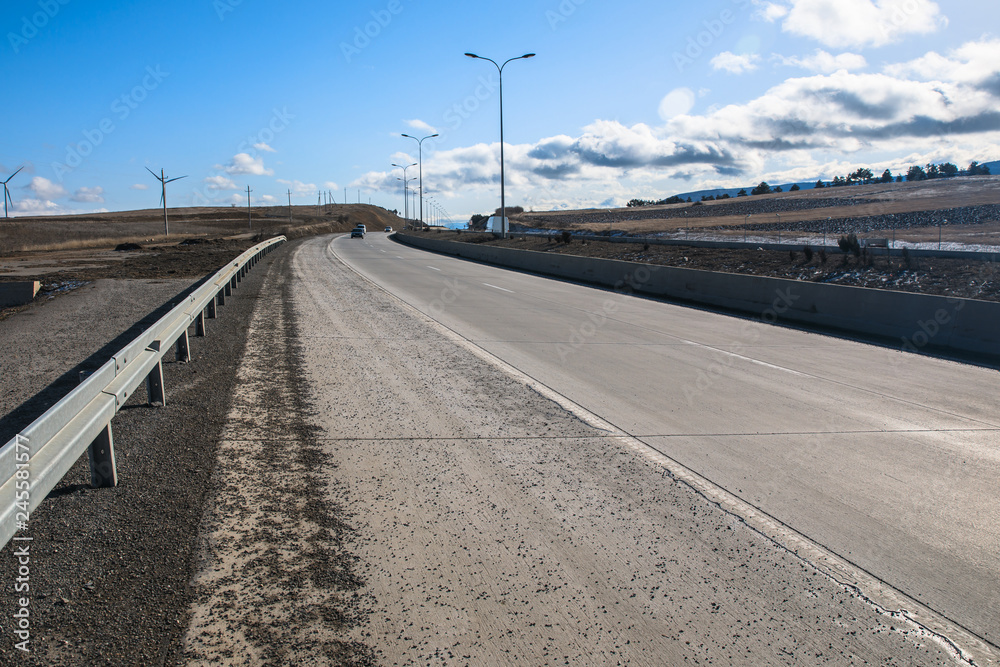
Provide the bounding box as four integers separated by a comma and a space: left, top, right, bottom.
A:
182, 233, 997, 665
332, 232, 998, 661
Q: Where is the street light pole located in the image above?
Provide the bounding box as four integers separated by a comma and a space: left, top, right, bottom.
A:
401, 133, 438, 225
392, 162, 417, 227
465, 52, 535, 238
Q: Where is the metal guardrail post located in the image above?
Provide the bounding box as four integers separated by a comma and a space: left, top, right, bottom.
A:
146, 361, 165, 406
176, 330, 191, 362
87, 424, 117, 488
195, 309, 207, 334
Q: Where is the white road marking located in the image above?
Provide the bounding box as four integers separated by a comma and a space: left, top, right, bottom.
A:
482, 283, 513, 293
682, 339, 810, 377
427, 266, 441, 271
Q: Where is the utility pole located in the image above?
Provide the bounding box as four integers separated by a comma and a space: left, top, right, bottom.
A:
287, 189, 293, 224
246, 186, 252, 229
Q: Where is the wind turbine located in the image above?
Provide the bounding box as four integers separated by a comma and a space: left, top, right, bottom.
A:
146, 167, 187, 236
3, 166, 24, 219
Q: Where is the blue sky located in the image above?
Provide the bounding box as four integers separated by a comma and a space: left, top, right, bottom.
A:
2, 0, 999, 223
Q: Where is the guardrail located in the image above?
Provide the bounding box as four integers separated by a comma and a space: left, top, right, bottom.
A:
0, 235, 286, 551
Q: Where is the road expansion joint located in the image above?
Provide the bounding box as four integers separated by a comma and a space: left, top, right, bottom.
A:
333, 238, 997, 666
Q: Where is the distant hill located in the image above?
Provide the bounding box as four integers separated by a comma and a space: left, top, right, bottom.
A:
673, 161, 998, 203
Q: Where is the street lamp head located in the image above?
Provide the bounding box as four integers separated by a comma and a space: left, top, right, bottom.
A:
401, 133, 413, 139
464, 52, 478, 59
429, 133, 439, 138
522, 53, 536, 58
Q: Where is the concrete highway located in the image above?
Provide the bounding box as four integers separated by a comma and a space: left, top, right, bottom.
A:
330, 232, 999, 657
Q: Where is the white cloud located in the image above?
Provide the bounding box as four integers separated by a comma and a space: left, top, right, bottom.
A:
71, 186, 105, 203
404, 119, 438, 135
772, 0, 946, 49
27, 176, 67, 200
256, 195, 277, 204
130, 183, 149, 190
755, 1, 790, 21
322, 180, 339, 190
204, 175, 238, 191
218, 153, 274, 176
12, 198, 108, 217
658, 88, 697, 121
277, 179, 318, 196
776, 49, 867, 73
253, 142, 276, 152
884, 38, 1000, 85
711, 52, 761, 74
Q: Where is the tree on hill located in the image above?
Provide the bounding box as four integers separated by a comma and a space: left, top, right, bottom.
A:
906, 165, 927, 181
495, 205, 524, 215
469, 213, 488, 230
751, 181, 771, 195
926, 163, 940, 179
896, 174, 903, 182
854, 167, 874, 184
939, 162, 958, 178
789, 184, 800, 191
814, 179, 826, 188
737, 188, 748, 197
880, 169, 893, 183
968, 161, 991, 176
719, 193, 731, 199
772, 185, 783, 193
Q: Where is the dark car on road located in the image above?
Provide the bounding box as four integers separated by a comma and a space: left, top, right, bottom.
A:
350, 226, 365, 238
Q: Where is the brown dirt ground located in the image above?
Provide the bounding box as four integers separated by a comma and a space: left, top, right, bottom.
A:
427, 231, 1000, 302
511, 176, 1000, 236
0, 204, 400, 316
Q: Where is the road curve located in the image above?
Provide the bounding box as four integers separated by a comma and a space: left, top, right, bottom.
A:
330, 232, 1000, 658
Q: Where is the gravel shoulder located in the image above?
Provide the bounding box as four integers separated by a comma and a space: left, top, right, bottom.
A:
179, 235, 962, 665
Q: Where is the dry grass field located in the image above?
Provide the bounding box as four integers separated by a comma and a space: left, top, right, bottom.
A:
0, 203, 399, 255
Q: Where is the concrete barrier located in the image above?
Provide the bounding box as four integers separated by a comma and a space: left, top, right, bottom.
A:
395, 233, 1000, 360
450, 230, 1000, 261
0, 281, 40, 308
